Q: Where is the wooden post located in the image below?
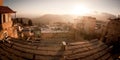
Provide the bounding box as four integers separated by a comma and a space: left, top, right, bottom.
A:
62, 41, 67, 60
62, 41, 66, 50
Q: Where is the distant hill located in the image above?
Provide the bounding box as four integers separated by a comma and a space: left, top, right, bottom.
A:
32, 12, 116, 24
32, 14, 75, 24
90, 12, 116, 21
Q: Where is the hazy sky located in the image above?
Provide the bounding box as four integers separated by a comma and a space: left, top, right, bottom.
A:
4, 0, 120, 17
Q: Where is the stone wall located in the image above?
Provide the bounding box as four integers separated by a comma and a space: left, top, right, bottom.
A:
41, 32, 74, 40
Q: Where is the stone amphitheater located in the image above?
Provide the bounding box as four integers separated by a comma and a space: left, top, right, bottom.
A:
0, 39, 119, 60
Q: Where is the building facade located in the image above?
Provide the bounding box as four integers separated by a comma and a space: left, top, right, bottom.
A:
0, 0, 17, 38
75, 16, 96, 34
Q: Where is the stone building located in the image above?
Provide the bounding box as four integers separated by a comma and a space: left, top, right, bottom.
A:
0, 6, 15, 30
0, 0, 17, 38
75, 16, 96, 34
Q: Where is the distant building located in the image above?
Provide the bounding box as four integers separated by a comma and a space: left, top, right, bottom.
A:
75, 16, 96, 34
95, 20, 107, 33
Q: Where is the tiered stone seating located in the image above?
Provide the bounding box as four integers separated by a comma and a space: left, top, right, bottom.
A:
0, 39, 114, 60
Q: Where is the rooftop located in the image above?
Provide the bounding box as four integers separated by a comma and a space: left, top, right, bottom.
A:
0, 6, 15, 13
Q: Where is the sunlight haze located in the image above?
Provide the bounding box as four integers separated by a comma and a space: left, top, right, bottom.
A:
4, 0, 120, 17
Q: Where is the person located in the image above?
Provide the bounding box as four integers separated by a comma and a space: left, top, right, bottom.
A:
62, 41, 67, 50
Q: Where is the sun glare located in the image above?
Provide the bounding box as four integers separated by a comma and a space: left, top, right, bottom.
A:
71, 4, 91, 15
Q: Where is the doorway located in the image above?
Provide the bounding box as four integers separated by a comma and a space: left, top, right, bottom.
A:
0, 14, 2, 30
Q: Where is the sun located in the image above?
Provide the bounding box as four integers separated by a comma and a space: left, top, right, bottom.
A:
71, 4, 91, 15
